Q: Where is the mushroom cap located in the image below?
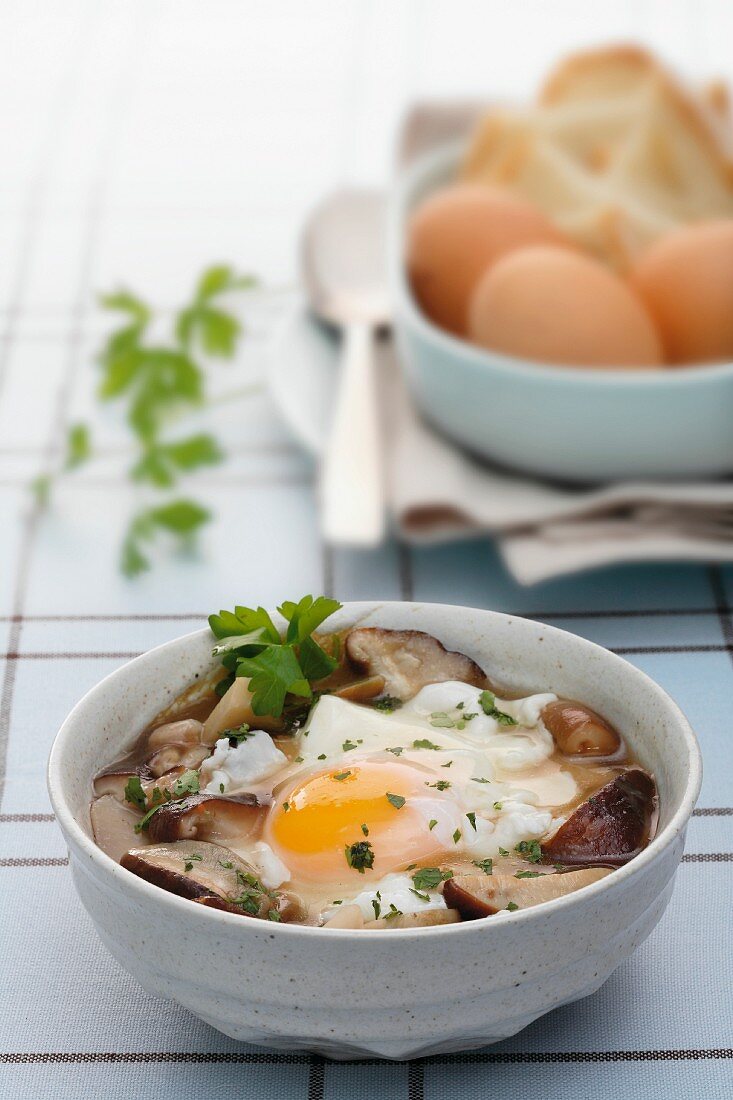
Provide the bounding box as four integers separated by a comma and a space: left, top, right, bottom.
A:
541, 767, 657, 866
345, 628, 488, 700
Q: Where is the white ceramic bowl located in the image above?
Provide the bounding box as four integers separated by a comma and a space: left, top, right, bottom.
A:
48, 602, 701, 1060
390, 144, 733, 483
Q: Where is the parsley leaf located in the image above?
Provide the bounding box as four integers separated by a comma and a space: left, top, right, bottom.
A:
235, 645, 310, 717
386, 792, 406, 810
345, 841, 374, 873
411, 867, 453, 892
221, 722, 252, 745
478, 690, 518, 726
124, 775, 146, 812
372, 696, 402, 713
473, 858, 493, 875
65, 424, 92, 470
515, 839, 543, 863
412, 738, 442, 751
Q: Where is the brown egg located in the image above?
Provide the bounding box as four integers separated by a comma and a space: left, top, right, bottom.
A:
468, 246, 663, 367
630, 221, 733, 365
406, 184, 569, 335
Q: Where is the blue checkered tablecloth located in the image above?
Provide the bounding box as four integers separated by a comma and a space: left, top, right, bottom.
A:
1, 3, 732, 1098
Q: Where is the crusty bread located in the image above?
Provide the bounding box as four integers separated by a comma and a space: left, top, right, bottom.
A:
460, 44, 733, 270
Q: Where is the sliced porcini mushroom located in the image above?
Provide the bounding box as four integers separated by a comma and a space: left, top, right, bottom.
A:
541, 768, 656, 867
332, 675, 386, 703
146, 718, 204, 751
362, 909, 462, 930
90, 794, 146, 863
145, 742, 210, 778
344, 628, 487, 700
120, 840, 302, 921
444, 868, 611, 918
542, 700, 621, 757
146, 792, 261, 844
322, 904, 365, 929
93, 763, 153, 801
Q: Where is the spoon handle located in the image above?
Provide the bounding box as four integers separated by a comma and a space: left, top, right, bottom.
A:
320, 321, 385, 546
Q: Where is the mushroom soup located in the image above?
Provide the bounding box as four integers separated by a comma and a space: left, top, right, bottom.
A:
91, 598, 657, 929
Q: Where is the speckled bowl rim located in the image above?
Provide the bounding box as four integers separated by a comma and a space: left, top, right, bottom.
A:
391, 141, 733, 385
48, 602, 702, 940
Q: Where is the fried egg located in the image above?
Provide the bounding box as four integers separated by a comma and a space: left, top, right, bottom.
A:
263, 682, 575, 890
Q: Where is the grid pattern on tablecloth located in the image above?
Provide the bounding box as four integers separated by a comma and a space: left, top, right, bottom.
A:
1, 2, 732, 1098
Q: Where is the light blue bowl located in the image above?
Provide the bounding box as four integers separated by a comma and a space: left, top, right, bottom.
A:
390, 144, 733, 483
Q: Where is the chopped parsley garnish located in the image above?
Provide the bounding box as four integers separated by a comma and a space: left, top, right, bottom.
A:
441, 760, 453, 768
506, 901, 519, 911
373, 696, 402, 713
466, 812, 477, 831
227, 868, 271, 916
412, 867, 453, 892
386, 746, 404, 756
342, 740, 358, 752
332, 770, 352, 782
124, 775, 146, 812
452, 829, 462, 844
429, 713, 457, 729
208, 595, 342, 718
471, 776, 490, 784
473, 858, 493, 875
219, 782, 225, 793
345, 840, 374, 873
361, 823, 369, 836
383, 904, 403, 920
317, 753, 327, 760
282, 801, 291, 813
428, 710, 475, 731
133, 768, 201, 833
515, 870, 542, 879
371, 897, 381, 919
413, 738, 442, 750
428, 819, 438, 831
493, 801, 503, 811
218, 860, 234, 869
221, 722, 252, 746
294, 756, 304, 763
171, 770, 201, 798
426, 779, 451, 791
498, 847, 509, 858
268, 909, 281, 922
386, 792, 406, 810
410, 888, 430, 903
515, 839, 542, 863
184, 861, 194, 872
478, 690, 517, 726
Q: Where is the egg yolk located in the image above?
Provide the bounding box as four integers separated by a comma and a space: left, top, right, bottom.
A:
266, 762, 447, 882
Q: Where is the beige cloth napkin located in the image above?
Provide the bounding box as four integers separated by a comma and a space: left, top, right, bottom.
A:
378, 343, 733, 584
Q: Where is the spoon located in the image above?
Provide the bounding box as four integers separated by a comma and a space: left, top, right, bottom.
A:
301, 189, 389, 547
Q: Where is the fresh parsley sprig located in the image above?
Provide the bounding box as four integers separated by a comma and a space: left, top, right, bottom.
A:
209, 595, 342, 717
32, 264, 258, 577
